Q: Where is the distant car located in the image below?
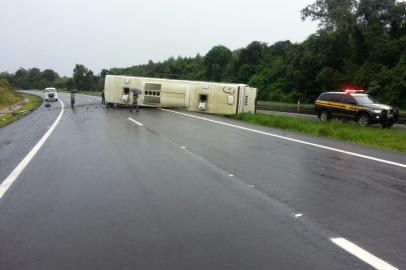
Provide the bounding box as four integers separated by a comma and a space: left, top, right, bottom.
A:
315, 90, 399, 128
44, 87, 58, 102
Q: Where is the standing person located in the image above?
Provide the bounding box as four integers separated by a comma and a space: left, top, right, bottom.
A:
101, 90, 105, 105
70, 90, 76, 108
130, 89, 139, 112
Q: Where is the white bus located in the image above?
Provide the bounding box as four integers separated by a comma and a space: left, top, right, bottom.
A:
104, 75, 257, 115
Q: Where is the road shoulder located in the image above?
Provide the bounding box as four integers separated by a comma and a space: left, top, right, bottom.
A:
0, 93, 42, 128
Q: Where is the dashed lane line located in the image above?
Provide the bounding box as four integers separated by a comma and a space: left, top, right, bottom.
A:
128, 117, 143, 126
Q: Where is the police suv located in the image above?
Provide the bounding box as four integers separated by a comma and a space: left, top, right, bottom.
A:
315, 90, 399, 128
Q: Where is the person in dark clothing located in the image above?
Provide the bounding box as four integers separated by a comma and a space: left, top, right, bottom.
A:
130, 90, 139, 112
101, 90, 105, 105
70, 90, 75, 108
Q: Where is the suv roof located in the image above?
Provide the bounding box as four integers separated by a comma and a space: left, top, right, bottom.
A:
319, 92, 368, 97
321, 91, 366, 94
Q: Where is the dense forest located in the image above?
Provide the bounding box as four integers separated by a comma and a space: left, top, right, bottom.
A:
1, 0, 405, 107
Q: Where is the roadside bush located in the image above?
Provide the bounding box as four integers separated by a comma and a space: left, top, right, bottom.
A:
0, 79, 22, 109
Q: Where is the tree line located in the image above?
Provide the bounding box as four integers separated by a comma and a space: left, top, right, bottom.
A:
0, 65, 104, 93
1, 0, 405, 107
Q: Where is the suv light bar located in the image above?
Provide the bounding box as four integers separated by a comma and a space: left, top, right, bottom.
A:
344, 89, 364, 94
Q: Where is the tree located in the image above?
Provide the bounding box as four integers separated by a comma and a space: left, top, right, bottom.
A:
42, 69, 59, 82
72, 64, 99, 91
301, 0, 357, 31
203, 45, 232, 81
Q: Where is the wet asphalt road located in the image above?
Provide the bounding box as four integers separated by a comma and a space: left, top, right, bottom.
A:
1, 92, 406, 270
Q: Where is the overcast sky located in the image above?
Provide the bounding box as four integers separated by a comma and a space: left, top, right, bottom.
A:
0, 0, 317, 76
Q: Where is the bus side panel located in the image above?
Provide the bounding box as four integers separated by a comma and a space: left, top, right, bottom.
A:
160, 82, 187, 107
213, 85, 238, 115
187, 84, 215, 113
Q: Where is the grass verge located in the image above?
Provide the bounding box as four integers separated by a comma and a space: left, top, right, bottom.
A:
231, 113, 406, 153
0, 93, 42, 128
0, 79, 23, 110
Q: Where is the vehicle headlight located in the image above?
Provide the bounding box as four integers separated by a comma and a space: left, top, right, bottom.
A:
372, 109, 382, 114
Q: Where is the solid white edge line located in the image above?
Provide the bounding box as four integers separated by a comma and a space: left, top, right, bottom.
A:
128, 117, 143, 126
0, 99, 65, 199
159, 109, 406, 169
331, 238, 398, 270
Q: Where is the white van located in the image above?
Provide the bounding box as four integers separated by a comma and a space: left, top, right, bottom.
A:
44, 87, 58, 102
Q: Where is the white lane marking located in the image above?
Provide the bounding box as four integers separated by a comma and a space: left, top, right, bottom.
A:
128, 118, 143, 126
228, 174, 234, 177
159, 109, 406, 169
248, 184, 255, 188
181, 146, 186, 149
331, 238, 398, 270
0, 99, 65, 199
293, 213, 303, 218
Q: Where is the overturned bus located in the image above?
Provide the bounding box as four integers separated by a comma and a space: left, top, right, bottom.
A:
104, 75, 257, 115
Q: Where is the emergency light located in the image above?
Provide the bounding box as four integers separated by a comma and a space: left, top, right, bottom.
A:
344, 89, 364, 94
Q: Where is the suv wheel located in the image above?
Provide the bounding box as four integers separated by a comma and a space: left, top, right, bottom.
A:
357, 114, 370, 127
319, 110, 330, 122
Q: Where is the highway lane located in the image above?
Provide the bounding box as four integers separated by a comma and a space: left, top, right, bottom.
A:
0, 94, 55, 183
117, 107, 406, 267
0, 92, 405, 269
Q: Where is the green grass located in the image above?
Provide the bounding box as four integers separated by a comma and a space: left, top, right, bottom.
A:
231, 113, 406, 153
0, 93, 42, 128
0, 79, 23, 110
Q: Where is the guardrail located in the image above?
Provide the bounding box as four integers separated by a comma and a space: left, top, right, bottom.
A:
256, 102, 406, 125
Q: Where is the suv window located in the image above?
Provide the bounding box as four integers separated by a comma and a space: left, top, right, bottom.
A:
319, 93, 352, 103
319, 93, 332, 101
335, 94, 343, 102
341, 94, 355, 104
328, 93, 342, 102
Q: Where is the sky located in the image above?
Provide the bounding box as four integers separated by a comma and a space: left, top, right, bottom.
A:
0, 0, 318, 76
